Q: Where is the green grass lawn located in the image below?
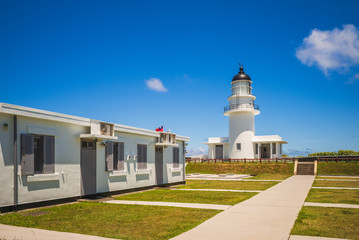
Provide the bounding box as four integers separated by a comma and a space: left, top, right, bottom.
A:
306, 189, 359, 204
313, 180, 359, 188
291, 206, 359, 240
317, 162, 359, 175
247, 173, 292, 180
115, 189, 257, 205
178, 179, 278, 190
0, 202, 221, 240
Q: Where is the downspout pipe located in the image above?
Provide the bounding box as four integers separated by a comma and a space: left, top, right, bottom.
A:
13, 115, 18, 210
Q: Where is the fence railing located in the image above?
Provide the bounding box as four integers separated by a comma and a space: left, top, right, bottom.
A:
186, 156, 359, 164
224, 103, 259, 113
186, 158, 295, 164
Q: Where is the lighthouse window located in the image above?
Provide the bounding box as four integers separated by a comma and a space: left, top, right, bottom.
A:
232, 81, 251, 95
255, 143, 259, 154
236, 143, 241, 151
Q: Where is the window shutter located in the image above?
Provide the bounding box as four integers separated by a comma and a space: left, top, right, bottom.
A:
43, 136, 55, 174
21, 134, 34, 175
106, 141, 114, 171
143, 145, 147, 169
137, 144, 142, 170
137, 144, 147, 170
173, 148, 179, 168
117, 142, 124, 170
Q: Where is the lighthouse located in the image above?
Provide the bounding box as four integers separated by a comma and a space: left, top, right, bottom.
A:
224, 66, 260, 159
203, 65, 287, 160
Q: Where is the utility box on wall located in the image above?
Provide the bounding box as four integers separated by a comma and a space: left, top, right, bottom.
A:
90, 120, 114, 136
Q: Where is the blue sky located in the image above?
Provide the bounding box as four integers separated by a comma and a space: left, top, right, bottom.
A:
1, 0, 359, 156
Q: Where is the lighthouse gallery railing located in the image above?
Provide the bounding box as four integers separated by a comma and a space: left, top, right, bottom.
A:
224, 104, 259, 113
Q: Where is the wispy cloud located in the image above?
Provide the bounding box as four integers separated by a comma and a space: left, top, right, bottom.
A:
296, 24, 359, 76
345, 73, 359, 84
284, 148, 314, 157
145, 78, 168, 92
186, 147, 207, 156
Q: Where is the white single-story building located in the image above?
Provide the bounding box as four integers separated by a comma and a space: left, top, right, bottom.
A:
0, 103, 189, 210
203, 66, 287, 159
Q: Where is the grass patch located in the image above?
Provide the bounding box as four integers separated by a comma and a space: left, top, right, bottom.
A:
0, 202, 221, 240
313, 180, 359, 188
317, 162, 359, 176
306, 189, 359, 204
247, 173, 292, 180
186, 162, 293, 175
178, 179, 277, 190
115, 189, 256, 205
291, 206, 359, 240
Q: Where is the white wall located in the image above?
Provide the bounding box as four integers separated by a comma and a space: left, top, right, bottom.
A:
0, 114, 15, 207
229, 112, 255, 159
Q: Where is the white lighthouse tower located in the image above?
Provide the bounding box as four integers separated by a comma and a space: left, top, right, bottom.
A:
202, 65, 286, 160
224, 66, 260, 159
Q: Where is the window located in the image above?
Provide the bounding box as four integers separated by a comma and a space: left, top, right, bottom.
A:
137, 144, 147, 170
236, 143, 241, 151
105, 142, 124, 171
232, 81, 251, 95
21, 134, 55, 175
173, 147, 179, 168
280, 144, 282, 154
255, 143, 259, 154
272, 143, 276, 154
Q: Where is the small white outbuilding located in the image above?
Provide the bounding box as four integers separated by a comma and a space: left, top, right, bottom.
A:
203, 66, 287, 159
0, 103, 189, 209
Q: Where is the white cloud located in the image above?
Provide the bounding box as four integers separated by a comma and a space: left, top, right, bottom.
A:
186, 147, 207, 156
345, 73, 359, 84
145, 78, 168, 92
296, 24, 359, 75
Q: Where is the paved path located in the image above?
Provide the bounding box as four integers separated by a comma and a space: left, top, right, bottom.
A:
304, 202, 359, 209
312, 187, 359, 190
0, 224, 118, 240
105, 200, 231, 210
171, 175, 315, 240
290, 235, 348, 240
171, 188, 263, 193
315, 179, 359, 182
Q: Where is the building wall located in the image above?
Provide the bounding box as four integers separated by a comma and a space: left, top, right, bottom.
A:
16, 115, 86, 206
0, 113, 186, 208
0, 113, 15, 207
229, 112, 255, 159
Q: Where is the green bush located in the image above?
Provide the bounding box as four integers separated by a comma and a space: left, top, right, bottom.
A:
186, 162, 294, 175
309, 150, 359, 156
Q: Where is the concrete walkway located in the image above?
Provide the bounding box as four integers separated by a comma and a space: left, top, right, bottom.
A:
312, 187, 359, 190
105, 200, 231, 210
171, 188, 263, 193
172, 175, 315, 240
0, 224, 118, 240
315, 179, 359, 181
304, 202, 359, 209
289, 235, 348, 240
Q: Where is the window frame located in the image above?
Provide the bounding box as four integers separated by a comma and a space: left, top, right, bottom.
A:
236, 143, 241, 151
21, 134, 55, 175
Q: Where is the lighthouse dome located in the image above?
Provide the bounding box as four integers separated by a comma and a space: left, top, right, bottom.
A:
232, 66, 251, 81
